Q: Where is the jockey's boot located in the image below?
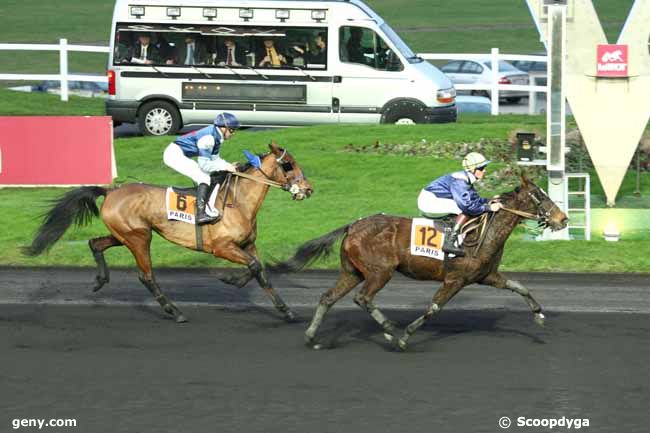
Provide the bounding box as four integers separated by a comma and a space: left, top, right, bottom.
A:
442, 228, 465, 257
196, 183, 219, 225
442, 214, 469, 257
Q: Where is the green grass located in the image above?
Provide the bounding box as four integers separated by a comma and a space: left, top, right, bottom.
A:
1, 110, 649, 272
0, 0, 637, 75
0, 88, 104, 115
1, 0, 648, 273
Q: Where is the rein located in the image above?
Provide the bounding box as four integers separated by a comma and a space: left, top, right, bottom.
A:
230, 171, 285, 189
501, 206, 539, 220
231, 149, 302, 193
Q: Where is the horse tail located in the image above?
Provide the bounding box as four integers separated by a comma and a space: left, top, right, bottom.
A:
267, 223, 352, 273
22, 186, 108, 256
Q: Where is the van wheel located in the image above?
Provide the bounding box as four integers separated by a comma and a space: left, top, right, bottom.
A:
138, 101, 181, 136
381, 100, 428, 125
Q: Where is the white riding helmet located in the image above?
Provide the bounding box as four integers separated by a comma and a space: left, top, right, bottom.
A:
462, 152, 491, 172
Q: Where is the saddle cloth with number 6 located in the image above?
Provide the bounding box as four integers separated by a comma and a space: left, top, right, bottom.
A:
166, 188, 198, 224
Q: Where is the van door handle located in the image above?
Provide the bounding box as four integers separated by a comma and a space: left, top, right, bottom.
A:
333, 76, 342, 83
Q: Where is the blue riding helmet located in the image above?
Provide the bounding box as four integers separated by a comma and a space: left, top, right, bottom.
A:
214, 112, 241, 130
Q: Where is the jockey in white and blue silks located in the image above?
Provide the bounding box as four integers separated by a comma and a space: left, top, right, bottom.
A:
417, 152, 502, 256
163, 112, 240, 225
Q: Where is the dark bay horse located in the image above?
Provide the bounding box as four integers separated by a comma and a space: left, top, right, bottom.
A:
269, 176, 568, 350
24, 143, 312, 323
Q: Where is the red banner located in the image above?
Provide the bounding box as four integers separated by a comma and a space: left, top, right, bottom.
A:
596, 44, 628, 77
0, 116, 116, 186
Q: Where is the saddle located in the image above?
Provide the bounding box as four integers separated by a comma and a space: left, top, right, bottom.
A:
420, 212, 491, 256
171, 171, 230, 197
421, 213, 484, 234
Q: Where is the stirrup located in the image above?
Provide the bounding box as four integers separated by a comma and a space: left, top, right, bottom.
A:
196, 212, 220, 225
442, 231, 465, 257
442, 244, 465, 257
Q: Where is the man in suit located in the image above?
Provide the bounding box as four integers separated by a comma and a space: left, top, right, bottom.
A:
217, 37, 247, 67
292, 32, 327, 66
257, 38, 287, 67
129, 33, 160, 64
174, 35, 208, 65
156, 34, 175, 64
114, 32, 131, 64
345, 28, 367, 65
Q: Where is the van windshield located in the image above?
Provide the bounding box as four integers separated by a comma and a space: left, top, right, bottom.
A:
379, 23, 420, 63
113, 24, 329, 70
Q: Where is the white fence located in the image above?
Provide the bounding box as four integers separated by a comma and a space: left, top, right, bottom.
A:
0, 40, 548, 112
0, 39, 109, 101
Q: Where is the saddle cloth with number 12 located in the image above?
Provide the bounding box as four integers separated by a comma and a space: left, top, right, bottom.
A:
410, 217, 446, 261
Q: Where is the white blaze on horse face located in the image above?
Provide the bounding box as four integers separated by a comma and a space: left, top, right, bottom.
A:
527, 0, 650, 205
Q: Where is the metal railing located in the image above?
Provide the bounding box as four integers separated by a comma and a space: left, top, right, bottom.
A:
0, 41, 548, 111
419, 48, 548, 115
0, 39, 109, 101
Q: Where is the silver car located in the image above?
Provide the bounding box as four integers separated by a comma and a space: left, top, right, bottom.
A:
440, 58, 530, 104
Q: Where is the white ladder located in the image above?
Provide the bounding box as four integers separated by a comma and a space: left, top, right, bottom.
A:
564, 173, 591, 240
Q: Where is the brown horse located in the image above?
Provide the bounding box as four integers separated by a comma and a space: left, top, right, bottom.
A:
24, 143, 313, 323
269, 176, 568, 350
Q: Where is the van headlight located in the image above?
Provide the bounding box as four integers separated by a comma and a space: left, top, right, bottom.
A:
437, 88, 456, 104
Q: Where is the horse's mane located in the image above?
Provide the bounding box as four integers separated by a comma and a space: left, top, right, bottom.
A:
499, 186, 521, 202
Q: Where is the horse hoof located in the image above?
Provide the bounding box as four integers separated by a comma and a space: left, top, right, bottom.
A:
396, 338, 408, 352
383, 332, 395, 343
305, 337, 323, 350
534, 312, 545, 327
283, 310, 297, 322
175, 314, 188, 323
92, 277, 108, 292
220, 274, 250, 288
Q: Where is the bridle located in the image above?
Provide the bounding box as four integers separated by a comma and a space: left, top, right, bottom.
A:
272, 148, 307, 195
501, 189, 556, 228
231, 149, 306, 196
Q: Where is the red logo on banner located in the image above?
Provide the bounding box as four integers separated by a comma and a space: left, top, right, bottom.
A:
597, 44, 628, 77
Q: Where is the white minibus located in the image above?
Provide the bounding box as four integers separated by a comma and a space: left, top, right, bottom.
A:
107, 0, 457, 135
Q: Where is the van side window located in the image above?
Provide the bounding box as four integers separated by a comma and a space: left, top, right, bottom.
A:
339, 26, 403, 71
114, 25, 327, 70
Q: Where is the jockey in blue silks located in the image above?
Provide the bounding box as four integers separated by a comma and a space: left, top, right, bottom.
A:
163, 112, 240, 225
417, 152, 503, 256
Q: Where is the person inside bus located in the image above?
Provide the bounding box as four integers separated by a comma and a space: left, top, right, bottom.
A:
163, 112, 241, 225
292, 32, 327, 65
155, 34, 175, 65
175, 34, 208, 66
257, 38, 287, 67
114, 32, 131, 64
344, 28, 367, 65
217, 37, 246, 67
129, 33, 160, 64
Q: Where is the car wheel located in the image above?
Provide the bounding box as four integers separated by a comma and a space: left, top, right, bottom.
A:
138, 100, 181, 136
381, 100, 428, 124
